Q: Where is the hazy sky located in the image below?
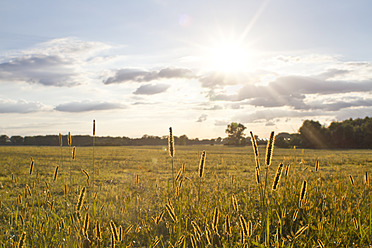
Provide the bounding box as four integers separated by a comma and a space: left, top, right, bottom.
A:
1, 0, 372, 139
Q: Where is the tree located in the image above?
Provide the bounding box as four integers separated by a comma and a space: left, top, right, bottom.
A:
298, 120, 328, 148
0, 135, 9, 145
177, 135, 189, 145
225, 122, 247, 146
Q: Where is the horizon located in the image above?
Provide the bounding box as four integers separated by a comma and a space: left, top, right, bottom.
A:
1, 1, 372, 139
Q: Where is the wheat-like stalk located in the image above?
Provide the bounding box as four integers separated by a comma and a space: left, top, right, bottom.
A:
265, 131, 275, 167
284, 163, 291, 177
95, 221, 101, 240
82, 169, 90, 180
191, 221, 202, 241
317, 239, 325, 248
68, 132, 72, 146
17, 231, 26, 248
83, 213, 89, 238
365, 171, 369, 186
29, 158, 34, 175
239, 215, 248, 238
212, 207, 219, 232
272, 163, 284, 190
76, 187, 86, 212
349, 175, 355, 185
118, 225, 123, 241
110, 220, 119, 241
224, 214, 231, 235
175, 167, 183, 182
293, 209, 299, 221
232, 194, 239, 212
165, 203, 177, 223
299, 180, 307, 207
111, 233, 115, 248
72, 146, 76, 160
190, 234, 197, 248
53, 166, 59, 181
199, 151, 206, 178
294, 225, 308, 239
168, 127, 175, 158
315, 160, 319, 172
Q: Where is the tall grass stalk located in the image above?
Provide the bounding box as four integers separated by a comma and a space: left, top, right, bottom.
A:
168, 127, 175, 189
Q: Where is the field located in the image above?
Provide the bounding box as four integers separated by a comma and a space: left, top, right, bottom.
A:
0, 144, 371, 247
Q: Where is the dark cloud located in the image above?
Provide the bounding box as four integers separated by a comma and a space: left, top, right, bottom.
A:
307, 98, 372, 111
196, 114, 207, 122
213, 72, 372, 111
104, 67, 194, 84
0, 99, 44, 113
55, 101, 123, 112
235, 109, 327, 123
133, 84, 170, 95
214, 120, 229, 126
0, 55, 78, 87
199, 71, 249, 88
265, 121, 276, 126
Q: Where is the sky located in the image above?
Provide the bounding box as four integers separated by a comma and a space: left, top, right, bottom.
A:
1, 0, 372, 139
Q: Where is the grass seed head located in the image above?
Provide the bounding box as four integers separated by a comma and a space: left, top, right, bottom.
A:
265, 131, 275, 166
349, 175, 355, 185
272, 163, 284, 190
250, 131, 259, 157
299, 180, 307, 207
168, 127, 175, 158
72, 146, 76, 160
165, 203, 177, 223
239, 215, 248, 237
68, 132, 72, 146
29, 158, 34, 175
110, 220, 119, 241
199, 151, 206, 178
17, 232, 26, 248
53, 166, 59, 181
213, 207, 219, 232
76, 187, 86, 212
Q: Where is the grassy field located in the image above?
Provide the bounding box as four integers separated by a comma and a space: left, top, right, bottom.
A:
0, 144, 371, 247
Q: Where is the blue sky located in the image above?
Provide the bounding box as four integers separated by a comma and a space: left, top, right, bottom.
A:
1, 0, 372, 139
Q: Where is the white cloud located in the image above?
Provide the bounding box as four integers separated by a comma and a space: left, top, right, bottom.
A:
0, 37, 113, 87
104, 67, 195, 84
133, 83, 170, 95
196, 114, 207, 122
0, 99, 46, 113
55, 101, 124, 112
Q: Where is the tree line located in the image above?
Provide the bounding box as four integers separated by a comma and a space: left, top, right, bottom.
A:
0, 134, 225, 147
223, 117, 372, 149
1, 117, 371, 148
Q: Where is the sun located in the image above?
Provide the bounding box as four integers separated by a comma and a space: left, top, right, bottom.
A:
206, 41, 253, 73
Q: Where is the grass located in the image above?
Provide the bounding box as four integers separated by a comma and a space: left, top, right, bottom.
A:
0, 144, 371, 247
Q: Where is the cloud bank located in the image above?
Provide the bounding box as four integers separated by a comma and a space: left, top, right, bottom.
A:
0, 99, 45, 113
104, 67, 195, 84
55, 101, 124, 112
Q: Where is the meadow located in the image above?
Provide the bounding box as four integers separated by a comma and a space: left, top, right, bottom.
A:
0, 141, 371, 247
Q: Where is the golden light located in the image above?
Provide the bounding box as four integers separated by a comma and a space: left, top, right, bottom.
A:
206, 40, 254, 73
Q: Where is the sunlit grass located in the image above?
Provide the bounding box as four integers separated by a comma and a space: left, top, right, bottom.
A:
0, 145, 371, 247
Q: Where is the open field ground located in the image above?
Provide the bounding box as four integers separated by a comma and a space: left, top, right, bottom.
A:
0, 145, 371, 247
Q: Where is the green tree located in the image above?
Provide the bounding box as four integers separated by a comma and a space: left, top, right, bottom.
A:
225, 122, 247, 146
298, 120, 328, 148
